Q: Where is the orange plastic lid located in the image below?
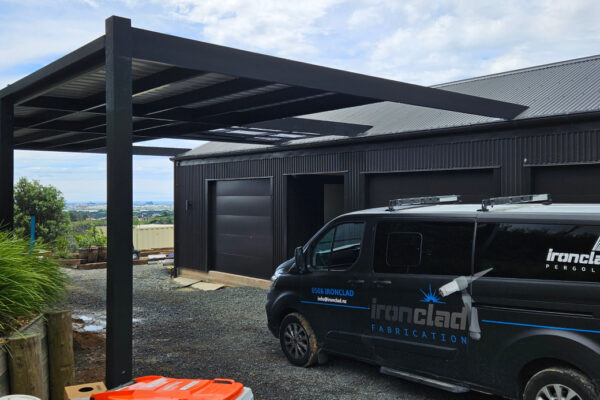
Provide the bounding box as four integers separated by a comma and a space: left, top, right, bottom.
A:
92, 376, 246, 400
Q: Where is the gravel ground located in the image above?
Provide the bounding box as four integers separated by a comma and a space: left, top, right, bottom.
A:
65, 265, 502, 400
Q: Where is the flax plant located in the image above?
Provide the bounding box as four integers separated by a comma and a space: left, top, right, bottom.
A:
0, 231, 67, 337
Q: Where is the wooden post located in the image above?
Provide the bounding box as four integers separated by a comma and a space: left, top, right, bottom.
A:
46, 311, 74, 400
8, 333, 44, 398
0, 346, 9, 396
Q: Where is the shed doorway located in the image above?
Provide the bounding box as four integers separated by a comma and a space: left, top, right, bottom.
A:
286, 174, 345, 258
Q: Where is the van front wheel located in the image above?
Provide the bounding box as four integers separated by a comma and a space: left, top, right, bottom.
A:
523, 367, 598, 400
279, 313, 318, 367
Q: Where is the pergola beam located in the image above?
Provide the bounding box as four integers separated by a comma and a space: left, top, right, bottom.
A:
205, 94, 378, 126
0, 37, 106, 104
131, 27, 528, 120
90, 146, 190, 156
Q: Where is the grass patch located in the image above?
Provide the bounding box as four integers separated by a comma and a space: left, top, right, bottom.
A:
0, 231, 68, 337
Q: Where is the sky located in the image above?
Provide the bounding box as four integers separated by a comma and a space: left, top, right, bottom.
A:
1, 0, 600, 202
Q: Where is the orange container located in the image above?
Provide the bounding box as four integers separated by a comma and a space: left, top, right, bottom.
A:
92, 376, 253, 400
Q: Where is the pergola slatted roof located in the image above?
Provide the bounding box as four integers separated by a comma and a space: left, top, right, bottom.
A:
1, 20, 527, 156
0, 16, 528, 388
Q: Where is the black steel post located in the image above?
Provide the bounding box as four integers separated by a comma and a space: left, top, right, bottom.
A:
0, 99, 14, 230
105, 16, 133, 388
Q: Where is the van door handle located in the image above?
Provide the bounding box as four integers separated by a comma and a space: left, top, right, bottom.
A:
347, 279, 365, 284
373, 280, 392, 286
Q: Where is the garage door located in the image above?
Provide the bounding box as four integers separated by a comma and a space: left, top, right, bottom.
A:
210, 179, 273, 279
367, 169, 499, 208
533, 165, 600, 203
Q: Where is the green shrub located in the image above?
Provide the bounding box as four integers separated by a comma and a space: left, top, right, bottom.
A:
13, 178, 71, 246
74, 226, 106, 248
0, 231, 68, 336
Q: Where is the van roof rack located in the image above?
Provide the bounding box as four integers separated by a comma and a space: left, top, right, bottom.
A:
479, 194, 552, 212
387, 195, 462, 211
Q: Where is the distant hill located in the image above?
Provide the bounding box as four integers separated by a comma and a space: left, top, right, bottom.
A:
66, 201, 174, 206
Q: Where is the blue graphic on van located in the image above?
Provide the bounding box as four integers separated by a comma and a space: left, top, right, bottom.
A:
419, 284, 445, 304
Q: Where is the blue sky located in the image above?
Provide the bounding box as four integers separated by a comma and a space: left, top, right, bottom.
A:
2, 0, 600, 202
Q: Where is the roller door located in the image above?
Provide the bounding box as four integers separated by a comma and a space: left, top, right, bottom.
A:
209, 179, 273, 279
533, 165, 600, 203
366, 169, 499, 208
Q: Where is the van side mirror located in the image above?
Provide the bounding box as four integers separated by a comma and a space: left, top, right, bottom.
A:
294, 246, 306, 273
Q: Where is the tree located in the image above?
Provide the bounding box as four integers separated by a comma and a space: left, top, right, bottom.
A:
13, 178, 71, 246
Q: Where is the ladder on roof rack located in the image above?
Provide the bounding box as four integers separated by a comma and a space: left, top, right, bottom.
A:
387, 195, 462, 211
479, 194, 552, 212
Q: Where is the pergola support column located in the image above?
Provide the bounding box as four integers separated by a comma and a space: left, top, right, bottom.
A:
105, 16, 133, 388
0, 99, 14, 230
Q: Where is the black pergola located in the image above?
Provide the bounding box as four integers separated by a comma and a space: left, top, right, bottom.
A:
0, 16, 527, 387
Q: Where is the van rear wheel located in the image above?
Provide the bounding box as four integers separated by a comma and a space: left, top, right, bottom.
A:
523, 367, 598, 400
279, 313, 318, 367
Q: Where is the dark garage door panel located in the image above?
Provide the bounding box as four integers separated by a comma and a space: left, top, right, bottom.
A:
210, 178, 273, 279
533, 165, 600, 203
213, 253, 270, 277
215, 233, 273, 259
214, 215, 272, 235
216, 178, 272, 196
214, 196, 272, 216
367, 169, 498, 207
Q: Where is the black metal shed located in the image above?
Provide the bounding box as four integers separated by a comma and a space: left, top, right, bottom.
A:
172, 55, 600, 281
0, 16, 527, 387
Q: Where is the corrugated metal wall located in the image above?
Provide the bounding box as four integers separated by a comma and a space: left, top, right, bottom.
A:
175, 123, 600, 274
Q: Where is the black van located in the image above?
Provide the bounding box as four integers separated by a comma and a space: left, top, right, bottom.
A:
266, 195, 600, 400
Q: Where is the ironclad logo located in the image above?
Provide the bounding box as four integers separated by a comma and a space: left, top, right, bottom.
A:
419, 284, 445, 304
594, 237, 600, 252
546, 236, 600, 266
371, 286, 466, 331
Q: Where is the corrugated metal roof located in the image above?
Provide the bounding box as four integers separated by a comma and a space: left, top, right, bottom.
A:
182, 54, 600, 158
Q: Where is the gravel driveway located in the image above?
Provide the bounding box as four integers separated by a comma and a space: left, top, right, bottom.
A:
65, 265, 502, 400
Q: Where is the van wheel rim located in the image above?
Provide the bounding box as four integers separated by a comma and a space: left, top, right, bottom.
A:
536, 383, 581, 400
283, 322, 308, 360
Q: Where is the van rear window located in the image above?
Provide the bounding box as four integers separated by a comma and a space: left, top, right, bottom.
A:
475, 223, 600, 282
374, 221, 473, 275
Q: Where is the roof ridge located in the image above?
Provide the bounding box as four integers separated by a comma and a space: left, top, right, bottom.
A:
433, 53, 600, 88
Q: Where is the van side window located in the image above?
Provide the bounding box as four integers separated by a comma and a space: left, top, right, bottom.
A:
310, 222, 364, 270
476, 223, 600, 282
374, 221, 473, 275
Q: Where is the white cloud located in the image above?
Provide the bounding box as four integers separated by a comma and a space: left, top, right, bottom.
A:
362, 0, 600, 84
158, 0, 343, 58
0, 15, 102, 71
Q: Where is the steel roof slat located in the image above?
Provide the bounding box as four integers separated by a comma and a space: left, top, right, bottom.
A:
149, 86, 323, 122
137, 78, 269, 116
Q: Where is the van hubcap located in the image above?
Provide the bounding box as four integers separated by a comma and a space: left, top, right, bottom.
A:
283, 322, 308, 360
536, 384, 581, 400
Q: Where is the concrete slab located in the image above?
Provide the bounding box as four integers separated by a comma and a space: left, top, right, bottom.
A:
172, 277, 201, 287
191, 282, 225, 291
178, 268, 271, 290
